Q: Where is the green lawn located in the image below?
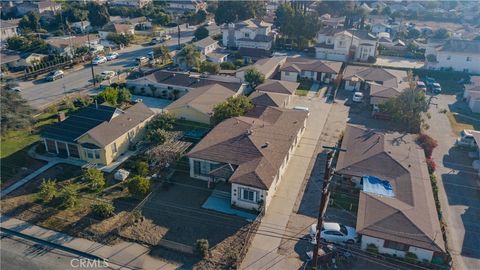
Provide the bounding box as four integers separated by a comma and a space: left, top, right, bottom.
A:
295, 89, 309, 96
331, 192, 358, 212
446, 112, 480, 135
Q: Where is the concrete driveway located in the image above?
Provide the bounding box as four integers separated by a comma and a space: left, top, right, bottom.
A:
426, 94, 480, 270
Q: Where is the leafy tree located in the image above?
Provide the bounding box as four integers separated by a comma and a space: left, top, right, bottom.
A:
146, 128, 169, 145
19, 11, 41, 32
215, 1, 266, 24
433, 28, 450, 39
195, 239, 209, 258
184, 10, 207, 25
118, 88, 132, 104
200, 61, 220, 74
274, 4, 321, 49
0, 89, 35, 134
153, 45, 171, 64
37, 179, 58, 203
63, 7, 89, 23
380, 87, 428, 133
127, 175, 150, 198
6, 35, 48, 53
59, 184, 79, 209
97, 87, 119, 106
194, 26, 209, 41
83, 168, 105, 190
87, 3, 110, 27
176, 44, 201, 69
148, 112, 176, 130
211, 96, 253, 125
135, 161, 149, 177
407, 28, 421, 39
91, 201, 115, 218
107, 33, 134, 46
220, 62, 236, 70
244, 68, 265, 89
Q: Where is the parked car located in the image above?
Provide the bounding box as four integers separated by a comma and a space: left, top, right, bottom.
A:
45, 70, 64, 81
8, 86, 21, 92
352, 92, 364, 102
92, 56, 107, 65
100, 70, 116, 80
425, 76, 436, 87
106, 52, 119, 61
147, 51, 155, 60
136, 56, 148, 65
431, 83, 442, 93
456, 129, 478, 148
416, 81, 427, 92
163, 34, 172, 41
309, 222, 357, 245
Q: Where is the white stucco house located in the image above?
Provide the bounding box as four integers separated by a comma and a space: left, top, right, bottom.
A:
464, 76, 480, 113
0, 19, 19, 43
187, 106, 308, 211
98, 23, 135, 40
426, 39, 480, 74
315, 28, 378, 62
222, 19, 275, 50
279, 57, 343, 84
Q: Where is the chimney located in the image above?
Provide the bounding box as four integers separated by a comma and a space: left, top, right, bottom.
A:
57, 112, 66, 122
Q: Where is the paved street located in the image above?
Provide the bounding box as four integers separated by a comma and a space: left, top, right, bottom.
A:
17, 27, 195, 109
426, 93, 480, 270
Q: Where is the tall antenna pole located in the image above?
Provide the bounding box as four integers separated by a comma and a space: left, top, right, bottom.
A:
86, 33, 96, 86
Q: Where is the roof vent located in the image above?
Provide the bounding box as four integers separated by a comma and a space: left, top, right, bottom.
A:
246, 129, 252, 135
262, 142, 269, 148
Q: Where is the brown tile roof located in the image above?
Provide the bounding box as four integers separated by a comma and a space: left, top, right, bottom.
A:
439, 39, 480, 54
101, 23, 133, 33
249, 91, 289, 107
256, 79, 299, 95
280, 57, 342, 74
337, 125, 445, 253
46, 35, 99, 48
85, 102, 154, 147
238, 56, 287, 78
343, 65, 407, 88
165, 84, 235, 115
188, 107, 307, 189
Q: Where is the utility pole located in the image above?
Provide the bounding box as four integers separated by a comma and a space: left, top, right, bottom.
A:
86, 33, 96, 86
311, 146, 346, 270
177, 23, 181, 49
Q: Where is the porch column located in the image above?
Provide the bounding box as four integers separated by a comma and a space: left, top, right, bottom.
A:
54, 140, 59, 154
43, 138, 48, 152
65, 142, 70, 157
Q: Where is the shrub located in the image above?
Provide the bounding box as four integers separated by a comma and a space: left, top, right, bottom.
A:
426, 158, 436, 174
135, 161, 149, 177
405, 252, 418, 263
416, 133, 438, 158
37, 179, 57, 203
83, 168, 105, 190
127, 176, 150, 198
220, 61, 236, 70
59, 184, 79, 209
195, 239, 209, 258
91, 201, 115, 218
367, 56, 377, 63
366, 243, 378, 254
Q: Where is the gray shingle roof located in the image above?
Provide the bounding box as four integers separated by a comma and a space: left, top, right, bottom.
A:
256, 79, 299, 95
142, 71, 242, 92
280, 57, 342, 74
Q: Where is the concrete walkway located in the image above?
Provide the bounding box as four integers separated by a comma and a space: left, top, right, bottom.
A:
0, 216, 179, 270
0, 161, 59, 198
241, 95, 332, 270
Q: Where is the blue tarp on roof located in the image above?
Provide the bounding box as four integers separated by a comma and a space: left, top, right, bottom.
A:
362, 176, 395, 197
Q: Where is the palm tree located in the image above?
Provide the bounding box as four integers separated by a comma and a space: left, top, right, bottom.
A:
176, 44, 201, 70
153, 45, 171, 64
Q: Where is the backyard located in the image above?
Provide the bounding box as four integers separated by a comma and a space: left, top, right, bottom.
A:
446, 112, 480, 135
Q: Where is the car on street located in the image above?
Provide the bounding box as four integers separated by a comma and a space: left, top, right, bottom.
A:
45, 70, 64, 81
309, 222, 357, 245
425, 76, 436, 87
92, 56, 107, 65
431, 83, 442, 93
456, 129, 479, 148
100, 70, 116, 80
352, 92, 364, 102
416, 81, 427, 92
106, 52, 119, 61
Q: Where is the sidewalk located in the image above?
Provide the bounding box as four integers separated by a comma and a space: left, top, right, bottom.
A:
241, 95, 332, 270
0, 216, 179, 270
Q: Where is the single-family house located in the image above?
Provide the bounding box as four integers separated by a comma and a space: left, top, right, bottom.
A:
249, 79, 299, 108
236, 56, 287, 83
164, 0, 206, 14
371, 22, 392, 36
46, 35, 100, 56
41, 102, 155, 166
0, 19, 19, 42
342, 65, 409, 105
193, 37, 228, 63
464, 76, 480, 113
0, 51, 21, 71
16, 0, 62, 16
426, 39, 480, 74
222, 19, 275, 51
108, 0, 152, 8
319, 14, 346, 29
165, 84, 237, 124
337, 125, 447, 263
99, 23, 135, 40
127, 70, 245, 99
187, 106, 308, 211
110, 16, 152, 29
315, 28, 378, 62
70, 21, 91, 33
279, 57, 342, 84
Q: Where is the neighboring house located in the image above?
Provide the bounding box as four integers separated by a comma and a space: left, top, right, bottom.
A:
0, 19, 19, 42
70, 21, 91, 33
164, 0, 206, 14
371, 22, 392, 36
187, 106, 308, 211
41, 102, 155, 166
165, 84, 237, 124
236, 56, 287, 82
110, 16, 152, 29
193, 37, 228, 63
0, 51, 21, 71
315, 28, 378, 62
342, 65, 408, 105
127, 70, 245, 99
337, 125, 447, 263
249, 79, 299, 108
99, 23, 135, 40
279, 57, 342, 84
426, 39, 480, 74
108, 0, 152, 8
319, 14, 345, 29
222, 19, 275, 50
464, 76, 480, 113
238, 47, 271, 63
46, 35, 100, 56
16, 0, 62, 16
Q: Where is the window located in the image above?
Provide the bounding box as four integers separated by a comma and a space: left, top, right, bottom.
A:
85, 149, 100, 160
384, 240, 408, 251
111, 142, 117, 153
240, 188, 257, 202
193, 160, 210, 177
95, 150, 100, 159
244, 33, 250, 38
467, 57, 471, 62
85, 150, 94, 159
285, 71, 290, 76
